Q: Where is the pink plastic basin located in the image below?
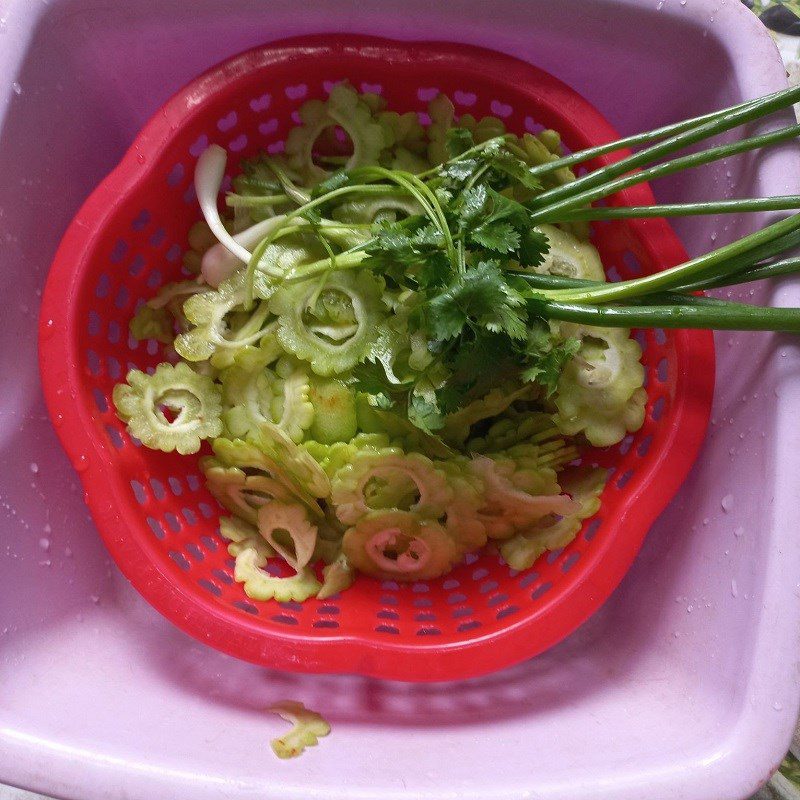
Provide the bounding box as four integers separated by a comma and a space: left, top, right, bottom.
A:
1, 1, 799, 799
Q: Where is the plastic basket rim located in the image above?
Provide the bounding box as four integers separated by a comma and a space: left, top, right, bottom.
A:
37, 33, 714, 682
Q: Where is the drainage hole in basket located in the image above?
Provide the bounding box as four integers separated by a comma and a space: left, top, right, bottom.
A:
147, 517, 165, 540
198, 503, 214, 518
198, 578, 221, 597
412, 582, 430, 593
168, 550, 190, 571
442, 578, 460, 590
480, 580, 499, 595
380, 594, 399, 607
457, 620, 482, 633
167, 476, 183, 496
258, 119, 279, 137
622, 250, 643, 276
233, 600, 258, 615
472, 567, 489, 581
656, 357, 669, 383
131, 209, 151, 231
87, 310, 101, 337
95, 274, 110, 299
149, 478, 166, 500
524, 117, 545, 134
229, 134, 248, 152
106, 356, 121, 380
584, 519, 602, 541
531, 582, 553, 600
417, 86, 439, 102
212, 568, 233, 585
490, 99, 513, 118
652, 396, 667, 422
105, 425, 124, 450
250, 93, 272, 112
453, 90, 476, 106
360, 82, 382, 95
189, 134, 209, 158
562, 552, 581, 573
381, 580, 400, 590
181, 507, 197, 526
618, 434, 634, 456
633, 330, 648, 352
217, 110, 237, 131
375, 624, 399, 635
447, 592, 467, 605
377, 609, 399, 620
546, 548, 563, 565
166, 163, 184, 187
146, 269, 162, 291
451, 606, 474, 619
415, 612, 436, 622
201, 535, 219, 552
266, 141, 285, 155
114, 285, 130, 310
285, 83, 308, 100
616, 469, 634, 490
496, 605, 520, 621
279, 603, 304, 615
518, 571, 539, 589
183, 184, 197, 204
186, 474, 201, 492
86, 349, 101, 375
654, 327, 667, 345
107, 320, 121, 344
416, 627, 442, 636
91, 388, 108, 414
164, 512, 181, 533
185, 542, 204, 562
271, 614, 298, 626
313, 620, 339, 629
637, 435, 654, 458
317, 605, 340, 616
487, 593, 509, 608
464, 552, 479, 565
129, 480, 147, 504
109, 239, 129, 263
413, 597, 433, 608
166, 244, 181, 263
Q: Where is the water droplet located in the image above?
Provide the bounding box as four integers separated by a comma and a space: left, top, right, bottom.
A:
672, 630, 681, 637
687, 604, 694, 613
721, 494, 734, 512
38, 559, 51, 567
43, 524, 51, 534
38, 537, 49, 551
734, 526, 744, 538
75, 455, 89, 472
90, 594, 100, 604
11, 81, 21, 95
731, 579, 738, 597
774, 701, 783, 711
29, 462, 38, 475
136, 153, 146, 165
703, 518, 710, 526
64, 546, 73, 558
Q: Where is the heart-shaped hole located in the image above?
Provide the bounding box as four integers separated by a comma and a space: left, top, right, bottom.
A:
249, 93, 271, 112
188, 134, 209, 157
453, 90, 477, 106
258, 119, 279, 136
228, 134, 248, 152
417, 86, 439, 102
361, 82, 383, 95
285, 83, 308, 100
217, 111, 237, 132
490, 99, 513, 118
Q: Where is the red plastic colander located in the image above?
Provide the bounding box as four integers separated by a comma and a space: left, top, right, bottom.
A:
38, 35, 714, 682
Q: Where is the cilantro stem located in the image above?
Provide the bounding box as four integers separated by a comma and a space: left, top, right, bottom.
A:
534, 195, 800, 222
528, 85, 800, 211
225, 193, 289, 208
528, 124, 800, 222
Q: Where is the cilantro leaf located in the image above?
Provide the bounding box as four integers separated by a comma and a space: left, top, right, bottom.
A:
445, 127, 475, 158
487, 149, 543, 191
408, 392, 445, 432
518, 228, 550, 268
350, 361, 412, 399
520, 323, 581, 396
470, 221, 520, 254
426, 261, 528, 341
